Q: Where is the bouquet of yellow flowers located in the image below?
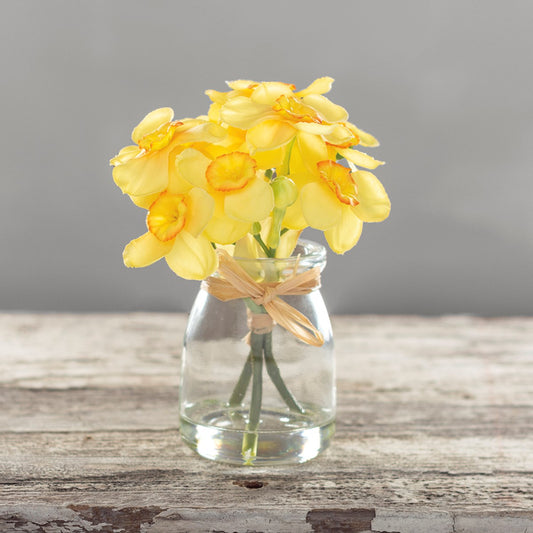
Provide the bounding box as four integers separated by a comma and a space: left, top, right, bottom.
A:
111, 77, 390, 464
111, 77, 389, 278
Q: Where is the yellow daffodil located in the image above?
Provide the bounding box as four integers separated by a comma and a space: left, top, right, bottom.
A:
207, 78, 384, 177
122, 187, 217, 280
112, 79, 391, 280
292, 160, 390, 254
110, 108, 225, 201
175, 148, 274, 244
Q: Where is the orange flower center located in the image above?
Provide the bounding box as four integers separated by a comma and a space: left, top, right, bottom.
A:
317, 160, 359, 207
273, 95, 322, 123
138, 121, 182, 151
206, 152, 257, 192
147, 192, 188, 241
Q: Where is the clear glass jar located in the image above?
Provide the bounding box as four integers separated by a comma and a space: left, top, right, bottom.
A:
179, 240, 335, 465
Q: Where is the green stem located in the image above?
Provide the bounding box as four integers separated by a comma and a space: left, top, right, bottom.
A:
253, 233, 274, 258
266, 137, 296, 252
244, 298, 266, 314
266, 207, 285, 250
241, 331, 264, 464
280, 137, 296, 176
228, 351, 253, 407
263, 331, 305, 414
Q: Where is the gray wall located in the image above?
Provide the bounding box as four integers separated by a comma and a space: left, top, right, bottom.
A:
1, 1, 532, 315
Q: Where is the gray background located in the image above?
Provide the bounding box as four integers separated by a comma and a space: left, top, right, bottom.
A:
1, 1, 532, 315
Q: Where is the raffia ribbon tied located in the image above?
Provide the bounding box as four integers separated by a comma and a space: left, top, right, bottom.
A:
247, 310, 274, 336
201, 250, 324, 347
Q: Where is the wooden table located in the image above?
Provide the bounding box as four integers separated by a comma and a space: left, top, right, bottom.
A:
1, 313, 532, 532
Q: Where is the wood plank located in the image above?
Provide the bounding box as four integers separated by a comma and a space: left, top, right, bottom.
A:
1, 428, 532, 506
1, 313, 532, 531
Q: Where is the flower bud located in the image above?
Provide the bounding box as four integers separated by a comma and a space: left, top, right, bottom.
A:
271, 176, 297, 209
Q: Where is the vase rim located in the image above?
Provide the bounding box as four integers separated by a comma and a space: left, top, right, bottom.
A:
233, 239, 326, 265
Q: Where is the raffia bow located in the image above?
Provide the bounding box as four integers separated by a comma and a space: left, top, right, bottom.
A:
201, 250, 325, 347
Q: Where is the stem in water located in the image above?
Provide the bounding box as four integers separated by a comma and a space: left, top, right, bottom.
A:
264, 331, 305, 414
241, 331, 264, 464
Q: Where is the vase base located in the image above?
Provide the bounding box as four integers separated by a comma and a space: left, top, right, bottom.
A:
180, 403, 335, 466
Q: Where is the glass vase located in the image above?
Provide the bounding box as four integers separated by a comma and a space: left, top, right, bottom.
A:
179, 240, 335, 465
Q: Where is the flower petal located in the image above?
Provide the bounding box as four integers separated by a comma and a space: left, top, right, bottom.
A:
294, 131, 328, 173
205, 89, 228, 104
130, 192, 160, 209
302, 94, 348, 123
352, 171, 391, 222
324, 207, 363, 254
253, 147, 284, 169
300, 182, 342, 230
294, 122, 336, 136
220, 97, 273, 129
184, 187, 215, 237
175, 120, 226, 144
175, 148, 210, 189
165, 232, 218, 280
346, 122, 380, 147
112, 150, 169, 196
337, 148, 384, 169
205, 214, 250, 244
322, 124, 355, 147
289, 146, 317, 178
234, 233, 260, 259
224, 177, 274, 222
283, 196, 308, 230
273, 95, 322, 123
276, 228, 301, 258
197, 127, 246, 157
123, 231, 173, 268
207, 102, 222, 122
296, 77, 334, 97
226, 79, 257, 90
167, 150, 193, 195
251, 82, 295, 105
131, 108, 174, 145
246, 119, 296, 152
110, 145, 142, 166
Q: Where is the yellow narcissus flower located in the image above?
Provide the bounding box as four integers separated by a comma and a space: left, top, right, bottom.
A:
175, 148, 274, 244
207, 77, 384, 177
112, 79, 391, 280
123, 187, 217, 280
110, 108, 225, 202
293, 160, 390, 254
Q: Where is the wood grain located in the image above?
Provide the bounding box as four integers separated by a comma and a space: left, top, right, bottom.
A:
1, 313, 532, 532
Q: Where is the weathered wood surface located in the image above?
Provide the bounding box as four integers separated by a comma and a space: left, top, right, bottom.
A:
0, 313, 532, 532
